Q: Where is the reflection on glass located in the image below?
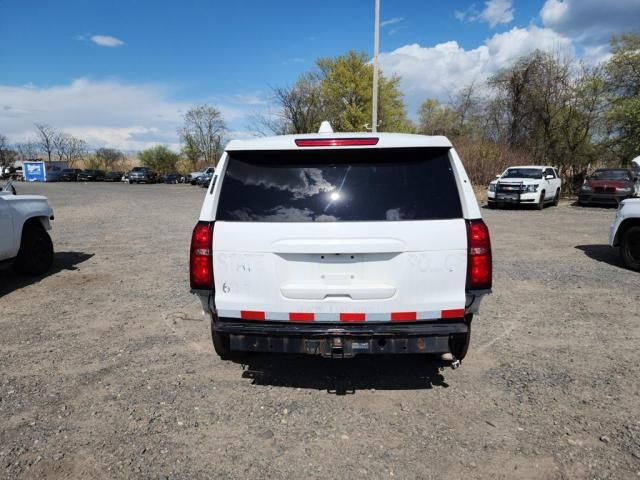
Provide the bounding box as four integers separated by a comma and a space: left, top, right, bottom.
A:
217, 148, 462, 222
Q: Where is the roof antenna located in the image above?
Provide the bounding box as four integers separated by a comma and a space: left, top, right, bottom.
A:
318, 121, 333, 134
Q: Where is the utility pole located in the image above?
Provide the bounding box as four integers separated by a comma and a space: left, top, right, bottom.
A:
372, 0, 380, 133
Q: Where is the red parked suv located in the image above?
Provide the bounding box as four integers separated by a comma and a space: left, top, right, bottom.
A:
579, 169, 637, 206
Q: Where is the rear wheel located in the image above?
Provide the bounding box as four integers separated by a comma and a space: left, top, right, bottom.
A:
14, 223, 54, 275
537, 191, 546, 210
552, 189, 560, 207
210, 318, 247, 360
449, 332, 471, 361
449, 316, 472, 361
620, 226, 640, 272
487, 201, 496, 209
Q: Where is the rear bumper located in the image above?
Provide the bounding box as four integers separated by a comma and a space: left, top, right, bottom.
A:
213, 316, 470, 358
579, 193, 630, 205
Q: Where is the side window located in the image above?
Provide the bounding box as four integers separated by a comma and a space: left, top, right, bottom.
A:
545, 168, 555, 179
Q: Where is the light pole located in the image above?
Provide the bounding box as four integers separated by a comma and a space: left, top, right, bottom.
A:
371, 0, 380, 133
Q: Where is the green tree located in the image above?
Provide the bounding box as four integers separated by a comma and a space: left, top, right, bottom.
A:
138, 145, 180, 173
317, 50, 411, 132
604, 34, 640, 164
417, 98, 459, 136
268, 50, 411, 134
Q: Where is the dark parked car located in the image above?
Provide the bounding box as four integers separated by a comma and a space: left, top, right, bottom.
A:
196, 172, 213, 187
190, 167, 215, 185
162, 172, 183, 184
59, 168, 83, 181
579, 169, 637, 206
78, 169, 106, 181
104, 171, 124, 182
128, 167, 158, 184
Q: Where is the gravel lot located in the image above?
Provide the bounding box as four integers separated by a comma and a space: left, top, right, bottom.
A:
1, 182, 639, 479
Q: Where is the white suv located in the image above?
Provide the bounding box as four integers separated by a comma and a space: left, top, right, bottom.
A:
190, 129, 492, 364
488, 166, 562, 209
610, 198, 640, 271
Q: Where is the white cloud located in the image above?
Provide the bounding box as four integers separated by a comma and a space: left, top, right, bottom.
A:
379, 25, 573, 114
0, 78, 265, 151
455, 1, 514, 27
541, 0, 640, 46
230, 93, 269, 106
480, 0, 514, 27
380, 17, 404, 28
90, 35, 125, 47
582, 44, 613, 65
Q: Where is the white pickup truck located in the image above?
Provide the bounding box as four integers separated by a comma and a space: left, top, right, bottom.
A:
0, 181, 54, 275
189, 125, 492, 365
610, 198, 640, 271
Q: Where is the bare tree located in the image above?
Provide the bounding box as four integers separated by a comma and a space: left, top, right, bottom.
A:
96, 148, 124, 170
16, 139, 40, 162
449, 82, 486, 138
63, 137, 88, 167
34, 123, 56, 162
273, 75, 324, 134
53, 131, 69, 162
0, 134, 17, 168
247, 112, 289, 137
179, 105, 227, 166
181, 133, 201, 170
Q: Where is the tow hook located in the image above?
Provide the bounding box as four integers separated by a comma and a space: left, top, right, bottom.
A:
330, 337, 345, 359
440, 352, 462, 369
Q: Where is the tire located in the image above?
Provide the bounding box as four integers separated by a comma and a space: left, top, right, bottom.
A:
552, 189, 560, 207
537, 191, 546, 210
449, 320, 472, 361
13, 223, 54, 276
210, 318, 247, 360
487, 201, 496, 209
620, 225, 640, 272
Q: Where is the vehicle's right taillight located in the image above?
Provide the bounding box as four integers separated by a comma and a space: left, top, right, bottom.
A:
466, 219, 492, 290
190, 221, 214, 290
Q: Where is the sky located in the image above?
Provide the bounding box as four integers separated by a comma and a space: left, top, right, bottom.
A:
1, 0, 639, 151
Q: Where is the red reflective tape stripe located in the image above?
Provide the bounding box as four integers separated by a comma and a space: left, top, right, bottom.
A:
340, 313, 365, 322
240, 310, 265, 321
441, 309, 465, 319
391, 312, 417, 322
289, 312, 314, 322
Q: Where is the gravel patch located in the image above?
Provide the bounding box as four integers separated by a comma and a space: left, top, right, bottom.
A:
0, 183, 638, 479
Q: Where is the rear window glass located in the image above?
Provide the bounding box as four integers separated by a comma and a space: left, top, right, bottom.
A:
591, 170, 632, 181
216, 148, 462, 222
503, 168, 543, 179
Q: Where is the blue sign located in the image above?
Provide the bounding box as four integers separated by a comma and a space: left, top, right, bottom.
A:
23, 162, 46, 182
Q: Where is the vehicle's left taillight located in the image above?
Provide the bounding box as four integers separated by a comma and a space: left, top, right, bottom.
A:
190, 221, 214, 290
466, 219, 492, 291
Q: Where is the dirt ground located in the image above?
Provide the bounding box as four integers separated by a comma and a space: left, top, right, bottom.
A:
1, 182, 639, 479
